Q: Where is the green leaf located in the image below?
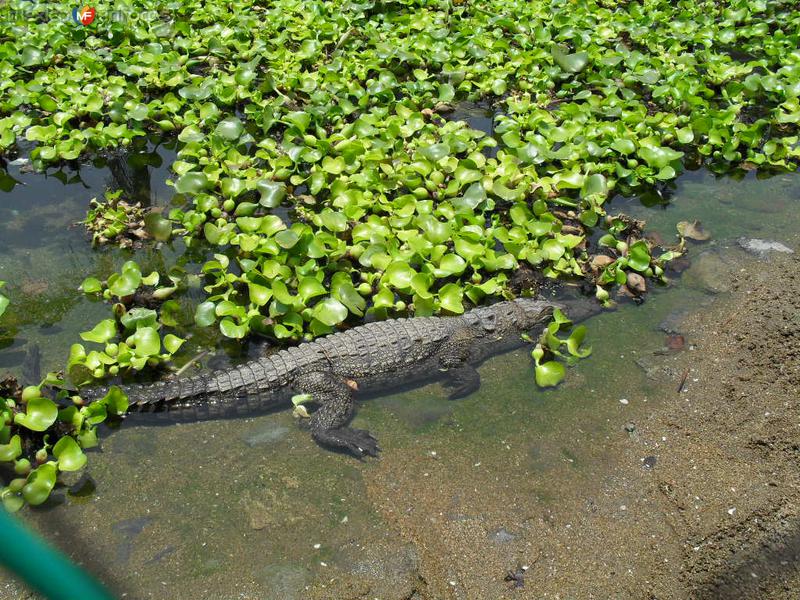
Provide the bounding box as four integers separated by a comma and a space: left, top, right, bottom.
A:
438, 283, 464, 314
80, 319, 117, 344
21, 46, 43, 67
535, 361, 565, 387
0, 435, 22, 462
552, 46, 589, 73
101, 385, 129, 414
248, 282, 272, 306
437, 254, 467, 276
79, 277, 103, 294
581, 174, 607, 198
174, 172, 210, 195
131, 327, 161, 356
22, 464, 57, 506
120, 308, 158, 330
14, 397, 58, 432
0, 291, 8, 319
257, 181, 286, 207
565, 325, 591, 358
611, 138, 636, 154
53, 437, 87, 472
195, 301, 217, 327
219, 318, 247, 339
144, 213, 173, 241
107, 270, 141, 298
638, 146, 684, 169
214, 117, 244, 141
419, 143, 450, 162
383, 262, 416, 290
164, 334, 185, 354
275, 229, 299, 248
298, 277, 327, 302
627, 240, 651, 272
312, 298, 349, 326
322, 156, 345, 174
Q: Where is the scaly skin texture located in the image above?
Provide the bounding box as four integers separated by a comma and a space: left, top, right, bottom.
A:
89, 299, 556, 457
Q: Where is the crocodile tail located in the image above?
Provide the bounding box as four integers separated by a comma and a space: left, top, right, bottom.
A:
80, 374, 209, 411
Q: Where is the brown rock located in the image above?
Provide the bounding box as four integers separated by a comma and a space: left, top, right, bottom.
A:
626, 272, 647, 294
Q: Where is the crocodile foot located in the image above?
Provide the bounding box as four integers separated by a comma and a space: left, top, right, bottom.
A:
314, 427, 381, 458
442, 365, 481, 400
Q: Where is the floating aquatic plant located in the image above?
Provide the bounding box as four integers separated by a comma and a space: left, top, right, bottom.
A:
0, 374, 128, 511
529, 309, 592, 388
0, 281, 7, 319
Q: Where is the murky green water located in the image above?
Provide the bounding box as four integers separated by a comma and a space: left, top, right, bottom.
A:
0, 154, 797, 598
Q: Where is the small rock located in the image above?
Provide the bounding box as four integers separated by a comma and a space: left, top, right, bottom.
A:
683, 251, 732, 294
619, 398, 629, 405
737, 238, 794, 259
624, 422, 636, 433
643, 456, 657, 469
488, 528, 516, 543
590, 254, 616, 271
658, 310, 689, 334
626, 272, 647, 295
666, 334, 685, 351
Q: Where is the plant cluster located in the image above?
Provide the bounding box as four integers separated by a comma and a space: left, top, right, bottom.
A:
73, 262, 187, 384
0, 374, 128, 511
83, 188, 173, 247
7, 0, 798, 343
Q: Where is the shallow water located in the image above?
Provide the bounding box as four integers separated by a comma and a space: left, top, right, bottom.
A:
0, 154, 798, 597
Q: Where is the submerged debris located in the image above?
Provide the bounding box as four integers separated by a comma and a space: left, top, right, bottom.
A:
504, 565, 528, 589
677, 220, 712, 242
666, 334, 686, 351
81, 189, 170, 248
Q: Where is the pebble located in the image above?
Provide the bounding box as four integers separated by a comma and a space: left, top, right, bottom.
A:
619, 398, 629, 405
737, 238, 794, 258
643, 456, 657, 469
488, 528, 516, 543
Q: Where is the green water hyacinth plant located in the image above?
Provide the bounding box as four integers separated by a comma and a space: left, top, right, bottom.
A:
0, 376, 128, 511
0, 281, 8, 319
2, 0, 800, 507
528, 309, 592, 388
73, 262, 187, 386
2, 0, 798, 345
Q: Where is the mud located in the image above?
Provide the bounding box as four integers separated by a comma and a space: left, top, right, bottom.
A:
359, 240, 799, 599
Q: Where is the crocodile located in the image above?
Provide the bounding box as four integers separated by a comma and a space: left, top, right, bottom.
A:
88, 298, 558, 457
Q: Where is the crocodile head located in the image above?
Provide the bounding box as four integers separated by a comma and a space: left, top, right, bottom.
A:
469, 298, 557, 341
507, 298, 558, 335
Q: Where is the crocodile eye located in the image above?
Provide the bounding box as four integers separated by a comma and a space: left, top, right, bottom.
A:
482, 313, 496, 331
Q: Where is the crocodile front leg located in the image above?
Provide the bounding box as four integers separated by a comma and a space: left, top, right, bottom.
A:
439, 329, 481, 399
293, 372, 380, 458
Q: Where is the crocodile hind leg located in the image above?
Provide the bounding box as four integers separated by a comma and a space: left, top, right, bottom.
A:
293, 372, 380, 458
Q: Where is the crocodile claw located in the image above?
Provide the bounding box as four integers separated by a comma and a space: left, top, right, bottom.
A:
314, 427, 381, 458
344, 428, 381, 458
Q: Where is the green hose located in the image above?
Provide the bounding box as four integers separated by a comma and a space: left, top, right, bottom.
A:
0, 510, 114, 600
